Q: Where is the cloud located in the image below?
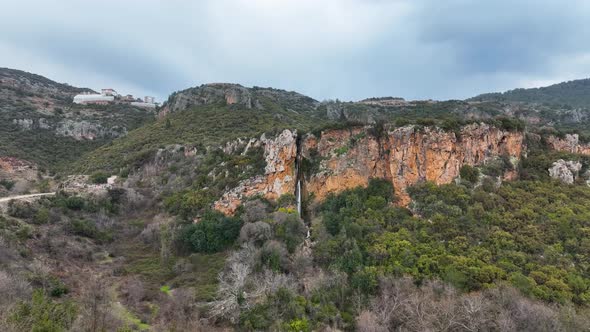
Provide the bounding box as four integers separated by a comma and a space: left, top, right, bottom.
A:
1, 0, 590, 101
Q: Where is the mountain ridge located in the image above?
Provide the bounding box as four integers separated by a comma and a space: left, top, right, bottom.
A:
469, 77, 590, 108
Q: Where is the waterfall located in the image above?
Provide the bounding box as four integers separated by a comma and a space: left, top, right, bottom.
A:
296, 179, 302, 216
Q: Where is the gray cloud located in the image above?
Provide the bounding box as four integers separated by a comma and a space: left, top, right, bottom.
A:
1, 0, 590, 101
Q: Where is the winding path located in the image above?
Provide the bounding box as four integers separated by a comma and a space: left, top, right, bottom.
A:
0, 192, 56, 203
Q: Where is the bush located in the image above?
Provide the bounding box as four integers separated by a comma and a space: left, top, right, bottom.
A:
239, 221, 272, 246
0, 179, 15, 190
65, 196, 85, 210
9, 289, 77, 331
67, 219, 112, 242
177, 210, 242, 253
273, 213, 306, 253
460, 165, 479, 183
8, 200, 37, 219
90, 171, 109, 184
33, 208, 50, 224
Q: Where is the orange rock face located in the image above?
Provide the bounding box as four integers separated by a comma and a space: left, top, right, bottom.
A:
303, 123, 525, 206
303, 127, 389, 202
214, 123, 526, 214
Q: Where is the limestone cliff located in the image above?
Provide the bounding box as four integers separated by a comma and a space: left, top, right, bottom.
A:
302, 123, 525, 205
214, 129, 298, 214
213, 123, 526, 214
546, 134, 590, 155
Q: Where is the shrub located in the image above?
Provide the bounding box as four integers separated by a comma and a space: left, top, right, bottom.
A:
90, 171, 109, 184
0, 179, 15, 190
9, 289, 77, 331
239, 221, 272, 246
65, 196, 85, 210
460, 165, 479, 183
273, 213, 306, 253
8, 200, 36, 219
177, 210, 242, 253
67, 219, 112, 242
33, 208, 50, 224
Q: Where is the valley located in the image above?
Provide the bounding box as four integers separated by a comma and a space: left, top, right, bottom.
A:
3, 69, 590, 331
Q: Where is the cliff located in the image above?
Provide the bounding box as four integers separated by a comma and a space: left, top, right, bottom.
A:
214, 129, 298, 214
214, 123, 526, 213
546, 134, 590, 155
303, 123, 524, 205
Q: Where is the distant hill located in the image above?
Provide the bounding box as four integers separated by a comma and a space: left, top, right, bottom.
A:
469, 78, 590, 108
76, 83, 330, 173
0, 68, 154, 170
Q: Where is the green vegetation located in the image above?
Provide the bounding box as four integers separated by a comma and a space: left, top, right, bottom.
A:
471, 78, 590, 108
162, 147, 266, 219
75, 102, 332, 173
90, 171, 110, 184
459, 164, 479, 183
9, 290, 77, 331
313, 179, 590, 305
0, 105, 153, 171
0, 179, 15, 190
177, 211, 242, 253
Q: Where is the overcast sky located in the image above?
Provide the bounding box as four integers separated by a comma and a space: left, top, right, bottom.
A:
2, 0, 590, 102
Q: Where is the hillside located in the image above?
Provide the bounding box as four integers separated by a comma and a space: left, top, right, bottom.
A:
6, 74, 590, 331
470, 78, 590, 108
74, 84, 331, 173
0, 68, 154, 170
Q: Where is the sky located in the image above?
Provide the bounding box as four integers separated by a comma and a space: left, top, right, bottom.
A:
2, 0, 590, 102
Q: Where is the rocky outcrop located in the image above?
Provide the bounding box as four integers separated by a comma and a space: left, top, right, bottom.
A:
214, 123, 526, 214
547, 134, 590, 155
214, 129, 298, 214
302, 123, 525, 206
159, 83, 319, 118
12, 118, 127, 140
160, 84, 254, 117
55, 120, 127, 140
0, 157, 41, 197
548, 159, 582, 184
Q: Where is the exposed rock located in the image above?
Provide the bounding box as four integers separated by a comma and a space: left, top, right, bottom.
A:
160, 84, 253, 116
548, 159, 582, 184
302, 123, 525, 206
547, 134, 590, 154
0, 157, 43, 197
12, 118, 127, 140
159, 83, 319, 118
59, 175, 115, 197
55, 120, 127, 140
214, 129, 298, 214
214, 123, 526, 214
12, 119, 34, 130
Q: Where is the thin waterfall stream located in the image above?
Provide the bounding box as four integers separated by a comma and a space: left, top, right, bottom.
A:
294, 134, 310, 239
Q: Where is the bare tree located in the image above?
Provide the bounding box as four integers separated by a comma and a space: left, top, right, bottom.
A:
356, 310, 387, 332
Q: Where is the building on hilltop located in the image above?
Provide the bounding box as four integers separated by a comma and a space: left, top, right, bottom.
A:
101, 88, 118, 96
73, 88, 156, 107
73, 93, 114, 104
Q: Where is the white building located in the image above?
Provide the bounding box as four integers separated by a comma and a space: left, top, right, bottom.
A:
144, 96, 155, 103
101, 88, 118, 96
131, 101, 157, 109
73, 94, 115, 104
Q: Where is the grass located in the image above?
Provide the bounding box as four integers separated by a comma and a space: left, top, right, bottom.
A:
0, 101, 153, 171
120, 241, 226, 302
159, 285, 171, 295
168, 252, 227, 302
112, 301, 151, 331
